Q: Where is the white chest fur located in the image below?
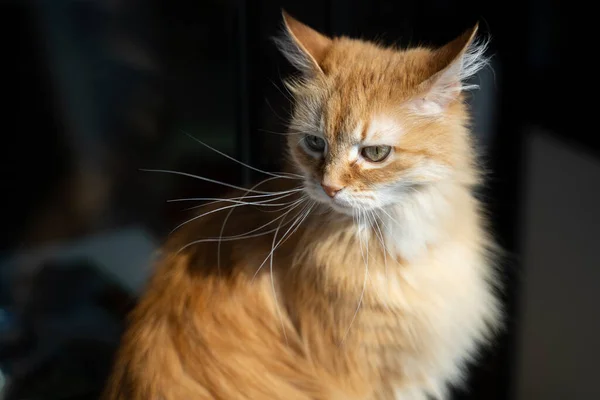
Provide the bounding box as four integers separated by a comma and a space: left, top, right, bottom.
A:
365, 235, 500, 400
351, 182, 500, 399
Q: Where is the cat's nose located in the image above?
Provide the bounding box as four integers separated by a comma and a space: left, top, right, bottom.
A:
321, 182, 343, 198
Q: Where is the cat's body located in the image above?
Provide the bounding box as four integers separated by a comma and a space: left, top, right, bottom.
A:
104, 12, 502, 400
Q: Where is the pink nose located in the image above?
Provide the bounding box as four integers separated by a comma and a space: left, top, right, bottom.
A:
321, 183, 343, 198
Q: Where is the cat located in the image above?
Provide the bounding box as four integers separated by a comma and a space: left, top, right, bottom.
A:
103, 11, 502, 400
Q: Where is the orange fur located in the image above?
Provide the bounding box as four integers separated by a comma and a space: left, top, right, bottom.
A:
103, 12, 502, 400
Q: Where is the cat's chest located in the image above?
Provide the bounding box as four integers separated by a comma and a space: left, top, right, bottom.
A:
345, 244, 498, 385
353, 271, 454, 356
290, 227, 499, 392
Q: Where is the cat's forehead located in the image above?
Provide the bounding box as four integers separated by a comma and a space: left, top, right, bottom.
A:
315, 86, 408, 145
319, 111, 403, 145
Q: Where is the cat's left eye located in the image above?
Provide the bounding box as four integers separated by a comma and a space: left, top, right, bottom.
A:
304, 135, 326, 152
361, 145, 392, 162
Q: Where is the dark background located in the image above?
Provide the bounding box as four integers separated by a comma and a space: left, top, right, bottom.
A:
2, 0, 594, 399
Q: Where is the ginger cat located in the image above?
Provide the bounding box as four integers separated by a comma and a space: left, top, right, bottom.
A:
103, 11, 502, 400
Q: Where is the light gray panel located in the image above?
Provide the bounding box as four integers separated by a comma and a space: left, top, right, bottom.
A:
516, 130, 600, 400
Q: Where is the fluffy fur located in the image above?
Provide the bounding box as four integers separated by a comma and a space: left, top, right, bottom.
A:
103, 11, 502, 400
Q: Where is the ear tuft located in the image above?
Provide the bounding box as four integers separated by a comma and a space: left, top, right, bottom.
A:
414, 23, 491, 114
454, 27, 491, 91
274, 10, 332, 75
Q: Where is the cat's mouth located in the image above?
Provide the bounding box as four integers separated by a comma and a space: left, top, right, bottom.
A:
305, 182, 367, 216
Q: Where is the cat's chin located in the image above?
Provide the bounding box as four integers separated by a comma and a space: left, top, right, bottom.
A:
310, 195, 361, 217
325, 202, 356, 216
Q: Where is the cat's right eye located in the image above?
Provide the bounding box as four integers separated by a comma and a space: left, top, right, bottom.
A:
304, 135, 326, 153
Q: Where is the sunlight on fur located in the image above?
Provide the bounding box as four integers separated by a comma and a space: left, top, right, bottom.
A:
103, 10, 503, 400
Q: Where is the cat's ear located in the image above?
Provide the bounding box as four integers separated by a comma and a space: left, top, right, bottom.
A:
413, 24, 489, 114
275, 10, 332, 76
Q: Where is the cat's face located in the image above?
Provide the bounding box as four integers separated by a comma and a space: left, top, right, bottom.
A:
289, 102, 452, 215
280, 13, 484, 215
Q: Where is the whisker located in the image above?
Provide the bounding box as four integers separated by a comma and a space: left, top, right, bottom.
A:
171, 195, 302, 210
242, 199, 313, 343
364, 207, 370, 271
373, 209, 405, 271
177, 203, 300, 253
168, 188, 303, 203
268, 201, 314, 344
258, 128, 313, 136
178, 229, 281, 249
267, 207, 293, 346
255, 198, 308, 213
368, 210, 387, 272
368, 209, 392, 312
269, 78, 294, 104
174, 199, 304, 250
181, 131, 302, 180
341, 207, 369, 346
170, 203, 248, 234
175, 197, 307, 259
217, 179, 300, 273
140, 169, 292, 195
252, 200, 313, 280
379, 207, 402, 227
174, 190, 303, 212
213, 196, 307, 241
264, 97, 293, 126
172, 189, 301, 234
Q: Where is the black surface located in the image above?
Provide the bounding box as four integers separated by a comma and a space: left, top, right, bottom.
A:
2, 2, 71, 253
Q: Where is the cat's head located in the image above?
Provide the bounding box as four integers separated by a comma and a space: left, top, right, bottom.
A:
277, 11, 488, 216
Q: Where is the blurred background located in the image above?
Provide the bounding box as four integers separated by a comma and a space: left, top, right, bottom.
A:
1, 0, 593, 399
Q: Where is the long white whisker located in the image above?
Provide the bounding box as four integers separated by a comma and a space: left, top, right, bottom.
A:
252, 201, 313, 280
250, 199, 312, 344
356, 208, 368, 266
179, 191, 303, 212
379, 207, 402, 227
171, 195, 301, 209
168, 188, 303, 204
368, 209, 392, 312
369, 210, 387, 274
364, 207, 370, 275
341, 207, 368, 346
171, 202, 259, 234
217, 196, 307, 240
255, 197, 309, 213
270, 201, 314, 344
140, 169, 289, 195
258, 128, 313, 136
176, 197, 308, 252
182, 131, 302, 179
177, 229, 280, 250
215, 178, 300, 273
267, 207, 292, 345
264, 97, 293, 127
374, 210, 405, 267
269, 79, 294, 104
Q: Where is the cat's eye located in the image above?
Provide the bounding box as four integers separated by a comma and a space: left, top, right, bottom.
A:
361, 145, 392, 162
304, 135, 326, 152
